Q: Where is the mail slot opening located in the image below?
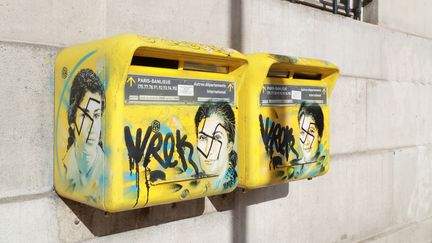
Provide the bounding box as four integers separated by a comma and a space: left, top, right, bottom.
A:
183, 61, 229, 74
267, 69, 290, 78
131, 56, 179, 69
130, 56, 230, 74
293, 71, 322, 80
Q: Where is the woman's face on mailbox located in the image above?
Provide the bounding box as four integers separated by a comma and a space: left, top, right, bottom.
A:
197, 114, 232, 175
74, 91, 102, 156
299, 114, 320, 162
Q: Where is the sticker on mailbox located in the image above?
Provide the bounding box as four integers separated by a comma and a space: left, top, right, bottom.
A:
260, 84, 327, 106
125, 75, 235, 105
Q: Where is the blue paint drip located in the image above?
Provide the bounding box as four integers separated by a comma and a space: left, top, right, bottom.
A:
124, 171, 137, 182
159, 124, 172, 135
165, 141, 173, 152
103, 146, 112, 157
61, 95, 69, 107
55, 50, 97, 175
126, 184, 138, 194
318, 144, 324, 154
307, 166, 320, 176
159, 124, 174, 153
99, 175, 109, 189
185, 168, 193, 175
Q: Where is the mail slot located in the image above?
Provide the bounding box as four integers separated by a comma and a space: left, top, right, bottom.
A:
238, 54, 339, 189
54, 34, 247, 212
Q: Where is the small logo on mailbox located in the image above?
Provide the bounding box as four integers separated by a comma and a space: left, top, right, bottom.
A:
62, 67, 68, 79
151, 120, 160, 133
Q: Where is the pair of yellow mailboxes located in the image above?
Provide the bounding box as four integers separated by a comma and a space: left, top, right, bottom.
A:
54, 34, 338, 212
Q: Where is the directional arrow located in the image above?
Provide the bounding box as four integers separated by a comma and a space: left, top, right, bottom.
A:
262, 86, 266, 94
322, 88, 326, 95
227, 83, 234, 92
127, 76, 136, 87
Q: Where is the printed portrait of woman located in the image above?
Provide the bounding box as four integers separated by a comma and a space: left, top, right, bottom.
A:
292, 101, 325, 165
194, 102, 237, 190
62, 68, 106, 202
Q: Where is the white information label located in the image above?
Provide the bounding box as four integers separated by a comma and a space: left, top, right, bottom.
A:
177, 85, 194, 96
291, 90, 302, 100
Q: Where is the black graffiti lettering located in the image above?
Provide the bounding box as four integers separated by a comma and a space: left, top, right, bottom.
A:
124, 125, 152, 207
145, 132, 163, 167
124, 124, 199, 207
175, 130, 199, 175
149, 170, 166, 182
184, 137, 199, 175
259, 115, 271, 156
279, 126, 288, 160
175, 130, 188, 171
273, 123, 282, 155
163, 133, 177, 168
259, 114, 298, 169
287, 127, 299, 160
145, 131, 180, 169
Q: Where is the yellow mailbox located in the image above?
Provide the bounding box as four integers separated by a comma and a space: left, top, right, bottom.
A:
54, 34, 247, 212
238, 54, 339, 189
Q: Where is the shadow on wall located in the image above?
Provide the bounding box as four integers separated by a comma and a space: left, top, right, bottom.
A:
208, 183, 290, 212
230, 0, 243, 52
229, 0, 289, 241
209, 184, 289, 243
61, 197, 205, 236
234, 184, 290, 243
61, 183, 288, 238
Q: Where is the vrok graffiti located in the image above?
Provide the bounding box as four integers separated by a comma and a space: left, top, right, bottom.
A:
124, 124, 198, 207
259, 114, 298, 169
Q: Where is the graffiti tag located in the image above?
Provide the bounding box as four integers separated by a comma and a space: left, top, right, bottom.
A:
259, 114, 298, 169
124, 125, 199, 207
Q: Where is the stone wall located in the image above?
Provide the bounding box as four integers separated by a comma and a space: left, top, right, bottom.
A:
0, 0, 431, 242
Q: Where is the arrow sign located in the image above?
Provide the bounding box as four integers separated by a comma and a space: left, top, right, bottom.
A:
262, 86, 266, 94
127, 76, 136, 87
227, 83, 234, 92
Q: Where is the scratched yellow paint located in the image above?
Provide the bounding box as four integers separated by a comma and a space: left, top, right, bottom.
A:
238, 53, 339, 189
54, 34, 247, 212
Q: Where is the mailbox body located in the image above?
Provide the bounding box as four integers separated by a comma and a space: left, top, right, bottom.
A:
54, 34, 247, 212
238, 54, 339, 189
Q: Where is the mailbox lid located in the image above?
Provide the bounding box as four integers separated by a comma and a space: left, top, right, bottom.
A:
238, 53, 339, 189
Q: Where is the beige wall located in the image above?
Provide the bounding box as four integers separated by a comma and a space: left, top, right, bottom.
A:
364, 0, 432, 39
0, 0, 431, 242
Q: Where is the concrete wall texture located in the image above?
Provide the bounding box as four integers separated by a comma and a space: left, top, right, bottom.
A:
0, 0, 431, 242
378, 0, 432, 39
